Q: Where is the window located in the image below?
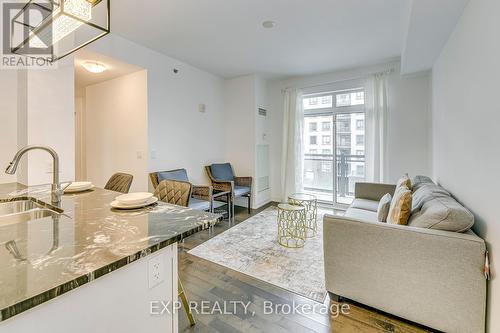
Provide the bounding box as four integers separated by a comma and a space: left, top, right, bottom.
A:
321, 162, 332, 172
339, 148, 350, 156
338, 122, 350, 132
321, 96, 332, 105
356, 119, 364, 130
303, 95, 333, 110
339, 135, 351, 147
302, 90, 366, 206
356, 165, 365, 176
336, 90, 365, 107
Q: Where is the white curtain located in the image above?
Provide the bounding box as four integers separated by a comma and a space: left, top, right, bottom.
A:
281, 88, 304, 202
364, 72, 389, 182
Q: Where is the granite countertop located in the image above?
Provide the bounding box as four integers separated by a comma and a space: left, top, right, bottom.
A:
0, 183, 221, 322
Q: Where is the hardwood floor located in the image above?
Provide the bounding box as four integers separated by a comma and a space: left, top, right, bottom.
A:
178, 204, 434, 333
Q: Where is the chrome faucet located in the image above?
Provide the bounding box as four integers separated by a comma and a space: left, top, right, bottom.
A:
5, 145, 63, 204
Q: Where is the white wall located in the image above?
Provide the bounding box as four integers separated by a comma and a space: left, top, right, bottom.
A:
224, 75, 271, 208
84, 70, 149, 192
386, 71, 432, 183
0, 60, 75, 186
224, 75, 256, 180
432, 0, 499, 331
25, 61, 75, 185
254, 76, 271, 206
86, 34, 226, 187
267, 62, 432, 201
0, 71, 18, 184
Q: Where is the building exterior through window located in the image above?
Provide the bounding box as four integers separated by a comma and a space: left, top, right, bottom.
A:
303, 87, 366, 206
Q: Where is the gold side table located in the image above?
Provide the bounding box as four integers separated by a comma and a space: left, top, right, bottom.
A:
288, 193, 318, 238
277, 204, 306, 248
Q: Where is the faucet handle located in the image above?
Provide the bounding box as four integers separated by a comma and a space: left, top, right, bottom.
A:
5, 161, 16, 174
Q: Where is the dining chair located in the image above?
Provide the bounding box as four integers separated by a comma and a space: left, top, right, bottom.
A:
149, 169, 227, 217
205, 163, 252, 218
104, 173, 133, 194
153, 179, 192, 207
153, 178, 197, 327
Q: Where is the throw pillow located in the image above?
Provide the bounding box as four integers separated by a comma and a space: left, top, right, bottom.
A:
387, 186, 413, 225
396, 173, 412, 191
377, 193, 392, 222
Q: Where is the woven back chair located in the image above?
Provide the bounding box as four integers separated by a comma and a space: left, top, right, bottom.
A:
205, 163, 253, 215
154, 179, 192, 207
149, 172, 161, 189
104, 173, 133, 194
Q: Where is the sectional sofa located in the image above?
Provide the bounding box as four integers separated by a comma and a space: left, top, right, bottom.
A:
323, 176, 487, 333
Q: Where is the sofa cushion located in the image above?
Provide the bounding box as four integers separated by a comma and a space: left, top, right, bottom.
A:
350, 198, 379, 212
387, 186, 412, 225
377, 193, 392, 222
412, 183, 450, 212
234, 186, 251, 196
396, 174, 412, 191
344, 208, 378, 223
210, 163, 234, 181
158, 169, 189, 183
189, 198, 210, 211
408, 194, 474, 232
412, 175, 434, 191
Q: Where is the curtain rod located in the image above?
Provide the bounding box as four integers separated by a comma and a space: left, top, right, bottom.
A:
281, 67, 396, 93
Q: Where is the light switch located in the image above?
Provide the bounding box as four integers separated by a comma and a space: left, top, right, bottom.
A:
198, 104, 206, 113
136, 151, 143, 159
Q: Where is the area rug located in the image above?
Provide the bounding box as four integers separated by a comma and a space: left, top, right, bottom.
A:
188, 206, 329, 303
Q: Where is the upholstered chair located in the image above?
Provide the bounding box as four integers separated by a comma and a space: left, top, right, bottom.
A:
104, 173, 133, 194
205, 163, 252, 216
149, 169, 224, 213
154, 179, 192, 207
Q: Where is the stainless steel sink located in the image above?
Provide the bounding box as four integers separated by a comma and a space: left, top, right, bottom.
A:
0, 198, 62, 226
0, 199, 45, 215
0, 209, 60, 226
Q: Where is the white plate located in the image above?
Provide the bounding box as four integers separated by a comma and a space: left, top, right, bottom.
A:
110, 197, 158, 210
115, 192, 154, 205
65, 182, 94, 193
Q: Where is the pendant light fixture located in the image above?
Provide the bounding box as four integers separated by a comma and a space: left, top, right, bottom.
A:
11, 0, 110, 62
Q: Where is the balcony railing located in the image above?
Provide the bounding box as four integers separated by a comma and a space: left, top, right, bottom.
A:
303, 153, 365, 204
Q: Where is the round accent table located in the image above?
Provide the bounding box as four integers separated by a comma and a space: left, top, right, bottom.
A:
276, 204, 306, 248
288, 193, 318, 238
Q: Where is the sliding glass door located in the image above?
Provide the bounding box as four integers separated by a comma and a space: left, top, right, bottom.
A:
303, 89, 366, 206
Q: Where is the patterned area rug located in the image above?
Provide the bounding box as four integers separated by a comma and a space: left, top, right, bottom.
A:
188, 206, 329, 303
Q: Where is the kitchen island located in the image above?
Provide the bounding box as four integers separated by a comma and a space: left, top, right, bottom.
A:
0, 183, 220, 333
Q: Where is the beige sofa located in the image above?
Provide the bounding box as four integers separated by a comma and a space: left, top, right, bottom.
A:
323, 176, 487, 333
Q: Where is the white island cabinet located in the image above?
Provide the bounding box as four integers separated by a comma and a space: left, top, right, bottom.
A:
0, 244, 178, 333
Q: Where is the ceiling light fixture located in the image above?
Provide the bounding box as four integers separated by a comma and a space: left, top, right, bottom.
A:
82, 61, 107, 73
11, 0, 110, 62
262, 21, 276, 29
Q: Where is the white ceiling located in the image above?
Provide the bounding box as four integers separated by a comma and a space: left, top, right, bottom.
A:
107, 0, 467, 79
401, 0, 469, 74
74, 49, 143, 91
111, 0, 411, 79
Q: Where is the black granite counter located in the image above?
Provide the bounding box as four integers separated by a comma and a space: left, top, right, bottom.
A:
0, 183, 220, 322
